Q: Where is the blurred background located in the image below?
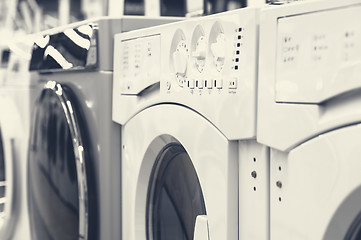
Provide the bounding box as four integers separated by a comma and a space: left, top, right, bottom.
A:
0, 0, 268, 36
0, 0, 270, 71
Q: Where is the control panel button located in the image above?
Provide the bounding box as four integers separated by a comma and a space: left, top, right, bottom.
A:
187, 79, 195, 89
205, 80, 212, 89
196, 79, 203, 89
215, 79, 223, 89
228, 78, 237, 89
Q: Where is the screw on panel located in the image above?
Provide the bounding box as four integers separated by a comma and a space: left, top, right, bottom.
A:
278, 166, 282, 171
251, 171, 257, 178
276, 181, 282, 188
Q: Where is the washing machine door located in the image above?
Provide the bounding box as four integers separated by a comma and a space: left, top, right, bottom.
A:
271, 123, 361, 240
326, 185, 361, 240
146, 142, 207, 240
28, 81, 90, 240
122, 104, 238, 240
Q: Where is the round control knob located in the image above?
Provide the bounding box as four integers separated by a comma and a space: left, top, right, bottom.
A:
210, 33, 226, 72
172, 40, 189, 87
192, 36, 206, 73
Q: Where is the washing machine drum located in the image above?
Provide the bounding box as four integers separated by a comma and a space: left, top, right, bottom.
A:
28, 82, 95, 240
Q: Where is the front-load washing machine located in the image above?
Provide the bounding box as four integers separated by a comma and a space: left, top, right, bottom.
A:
27, 16, 182, 240
0, 37, 35, 240
257, 0, 361, 239
0, 90, 20, 240
113, 7, 269, 240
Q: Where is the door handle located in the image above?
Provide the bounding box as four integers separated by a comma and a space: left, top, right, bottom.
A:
194, 215, 210, 240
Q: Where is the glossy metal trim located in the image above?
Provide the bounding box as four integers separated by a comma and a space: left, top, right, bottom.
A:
43, 80, 88, 240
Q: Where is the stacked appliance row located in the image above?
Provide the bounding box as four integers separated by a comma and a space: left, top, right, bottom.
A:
0, 0, 360, 239
1, 17, 182, 240
112, 0, 361, 239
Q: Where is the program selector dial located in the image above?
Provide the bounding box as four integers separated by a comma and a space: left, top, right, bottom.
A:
192, 36, 207, 73
172, 40, 189, 87
210, 33, 226, 72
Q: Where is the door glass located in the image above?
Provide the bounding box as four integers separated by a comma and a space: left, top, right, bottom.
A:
28, 87, 81, 240
147, 143, 206, 240
345, 211, 361, 240
0, 129, 5, 217
325, 185, 361, 240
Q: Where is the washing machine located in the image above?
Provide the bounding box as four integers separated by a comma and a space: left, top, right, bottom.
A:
0, 89, 20, 240
0, 45, 18, 240
257, 0, 361, 239
0, 37, 35, 240
27, 16, 182, 240
113, 7, 269, 240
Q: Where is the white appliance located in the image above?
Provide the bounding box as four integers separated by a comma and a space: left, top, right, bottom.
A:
0, 92, 19, 240
0, 38, 35, 240
27, 16, 181, 240
258, 0, 361, 239
113, 7, 269, 240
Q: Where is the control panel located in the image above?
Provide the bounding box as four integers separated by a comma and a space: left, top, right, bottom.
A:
119, 34, 161, 95
113, 7, 258, 140
117, 15, 253, 97
276, 5, 361, 103
165, 21, 247, 96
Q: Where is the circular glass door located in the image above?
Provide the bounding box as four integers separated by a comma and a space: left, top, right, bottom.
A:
345, 211, 361, 240
147, 143, 206, 240
28, 81, 91, 240
324, 185, 361, 240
